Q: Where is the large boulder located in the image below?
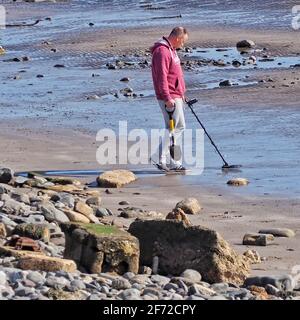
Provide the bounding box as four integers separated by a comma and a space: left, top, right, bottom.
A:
128, 220, 250, 285
96, 170, 137, 188
61, 223, 139, 274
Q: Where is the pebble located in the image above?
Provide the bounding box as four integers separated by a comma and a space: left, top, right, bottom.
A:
112, 278, 132, 290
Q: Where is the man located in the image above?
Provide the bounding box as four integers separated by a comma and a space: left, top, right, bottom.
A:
151, 27, 188, 172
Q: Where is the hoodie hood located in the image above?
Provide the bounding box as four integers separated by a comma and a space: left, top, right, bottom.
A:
150, 37, 173, 54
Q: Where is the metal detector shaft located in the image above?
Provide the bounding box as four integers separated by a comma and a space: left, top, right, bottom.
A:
187, 99, 229, 167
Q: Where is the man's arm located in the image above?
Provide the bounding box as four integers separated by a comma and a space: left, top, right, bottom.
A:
153, 47, 175, 107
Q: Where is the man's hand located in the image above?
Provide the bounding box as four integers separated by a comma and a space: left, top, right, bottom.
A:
165, 99, 176, 109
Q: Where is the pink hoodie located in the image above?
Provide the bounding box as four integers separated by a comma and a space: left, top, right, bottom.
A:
151, 37, 186, 102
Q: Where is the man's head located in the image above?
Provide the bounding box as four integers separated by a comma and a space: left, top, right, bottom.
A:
167, 27, 189, 49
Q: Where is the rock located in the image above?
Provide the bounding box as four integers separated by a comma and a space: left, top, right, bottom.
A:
13, 223, 50, 243
87, 94, 100, 100
11, 191, 30, 204
74, 200, 94, 216
151, 274, 170, 286
86, 196, 101, 206
46, 288, 84, 300
128, 220, 250, 285
120, 77, 130, 82
258, 228, 295, 238
248, 285, 269, 300
68, 279, 86, 291
95, 207, 112, 218
0, 245, 45, 259
244, 275, 295, 292
175, 198, 202, 215
211, 282, 229, 293
0, 46, 5, 55
17, 255, 77, 273
166, 208, 192, 226
188, 283, 216, 296
120, 207, 163, 220
243, 249, 261, 264
236, 40, 255, 49
55, 193, 75, 208
232, 60, 242, 67
1, 198, 30, 215
227, 178, 249, 186
27, 271, 45, 285
181, 269, 202, 283
265, 284, 280, 296
61, 223, 139, 274
97, 170, 137, 188
219, 80, 232, 87
119, 201, 130, 205
62, 209, 91, 223
0, 223, 7, 238
117, 288, 141, 300
112, 277, 132, 290
40, 202, 70, 223
0, 271, 7, 285
243, 233, 274, 246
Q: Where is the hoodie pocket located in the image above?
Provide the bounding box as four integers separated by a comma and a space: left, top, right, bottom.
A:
175, 78, 179, 89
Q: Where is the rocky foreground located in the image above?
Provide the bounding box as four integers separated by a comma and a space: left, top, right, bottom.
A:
0, 167, 299, 300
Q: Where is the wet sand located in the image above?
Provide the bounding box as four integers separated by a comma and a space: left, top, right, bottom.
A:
1, 1, 300, 277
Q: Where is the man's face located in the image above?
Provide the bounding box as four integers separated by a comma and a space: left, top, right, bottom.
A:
175, 34, 188, 49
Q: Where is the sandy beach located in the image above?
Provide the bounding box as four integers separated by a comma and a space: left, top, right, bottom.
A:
0, 0, 300, 300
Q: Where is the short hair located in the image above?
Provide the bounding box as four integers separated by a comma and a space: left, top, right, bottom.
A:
169, 27, 188, 38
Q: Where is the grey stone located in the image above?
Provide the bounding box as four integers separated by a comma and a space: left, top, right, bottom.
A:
112, 278, 132, 290
27, 271, 45, 285
45, 275, 70, 289
6, 269, 25, 283
86, 197, 101, 206
164, 283, 179, 291
15, 286, 35, 297
95, 207, 111, 218
57, 193, 75, 209
258, 228, 295, 238
40, 202, 69, 223
117, 288, 141, 300
244, 275, 295, 292
180, 269, 202, 283
68, 279, 86, 291
211, 282, 229, 293
236, 40, 255, 49
150, 274, 170, 286
143, 287, 161, 297
123, 272, 136, 280
11, 192, 30, 205
132, 283, 145, 290
0, 271, 7, 285
243, 233, 274, 246
0, 168, 14, 184
187, 295, 205, 300
265, 284, 280, 296
88, 293, 107, 300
